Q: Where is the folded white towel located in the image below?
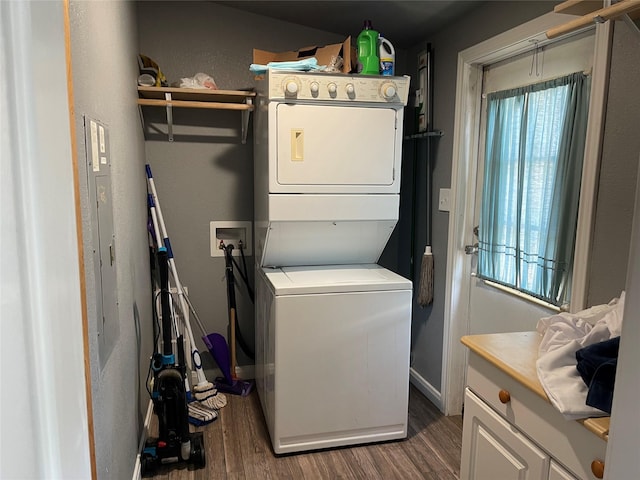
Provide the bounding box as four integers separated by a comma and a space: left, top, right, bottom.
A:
536, 292, 625, 419
249, 57, 325, 75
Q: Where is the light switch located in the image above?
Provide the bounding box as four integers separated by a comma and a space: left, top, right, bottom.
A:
439, 188, 451, 212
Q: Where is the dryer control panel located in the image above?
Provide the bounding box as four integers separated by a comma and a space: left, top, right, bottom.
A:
265, 71, 410, 105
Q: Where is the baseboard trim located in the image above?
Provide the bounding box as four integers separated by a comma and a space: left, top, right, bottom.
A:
132, 399, 154, 480
410, 367, 443, 412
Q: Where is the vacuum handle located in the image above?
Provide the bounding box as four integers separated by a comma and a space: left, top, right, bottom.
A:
158, 249, 172, 356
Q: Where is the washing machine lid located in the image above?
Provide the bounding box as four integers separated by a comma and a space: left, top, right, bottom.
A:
262, 264, 411, 295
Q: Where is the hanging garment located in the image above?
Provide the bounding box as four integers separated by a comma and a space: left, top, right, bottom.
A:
576, 336, 620, 414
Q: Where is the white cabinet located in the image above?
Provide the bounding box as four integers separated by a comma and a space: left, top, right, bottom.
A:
460, 333, 608, 480
461, 389, 549, 480
549, 461, 578, 480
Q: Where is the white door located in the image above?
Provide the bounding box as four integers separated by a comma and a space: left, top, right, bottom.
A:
460, 389, 549, 480
275, 104, 397, 187
443, 14, 611, 416
466, 32, 595, 335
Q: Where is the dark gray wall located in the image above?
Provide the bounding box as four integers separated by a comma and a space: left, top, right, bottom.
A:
135, 0, 638, 400
70, 1, 152, 477
587, 21, 640, 305
405, 3, 639, 394
405, 1, 555, 392
136, 2, 351, 373
62, 1, 639, 476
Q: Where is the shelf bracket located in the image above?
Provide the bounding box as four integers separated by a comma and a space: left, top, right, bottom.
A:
137, 104, 145, 132
165, 92, 174, 142
404, 130, 444, 140
241, 97, 253, 144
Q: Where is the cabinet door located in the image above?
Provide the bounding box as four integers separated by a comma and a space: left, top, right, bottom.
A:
548, 461, 578, 480
461, 389, 549, 480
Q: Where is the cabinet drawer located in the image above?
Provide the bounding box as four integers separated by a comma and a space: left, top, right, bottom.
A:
467, 353, 607, 480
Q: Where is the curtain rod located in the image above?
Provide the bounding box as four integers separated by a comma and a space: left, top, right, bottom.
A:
547, 0, 640, 39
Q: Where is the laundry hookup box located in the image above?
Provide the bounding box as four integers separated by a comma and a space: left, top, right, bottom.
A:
252, 37, 356, 76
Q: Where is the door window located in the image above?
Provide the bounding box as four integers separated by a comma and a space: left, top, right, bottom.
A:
478, 72, 591, 307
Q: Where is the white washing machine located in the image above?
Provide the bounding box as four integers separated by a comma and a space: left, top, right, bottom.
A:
253, 71, 412, 454
255, 264, 412, 454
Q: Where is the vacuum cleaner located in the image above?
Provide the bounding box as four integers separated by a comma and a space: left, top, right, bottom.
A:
141, 247, 205, 476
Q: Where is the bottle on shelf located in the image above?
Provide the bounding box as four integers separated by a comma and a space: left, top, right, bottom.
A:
357, 20, 380, 75
379, 36, 395, 76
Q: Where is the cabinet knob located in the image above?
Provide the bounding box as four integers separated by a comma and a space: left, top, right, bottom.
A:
591, 459, 605, 479
498, 389, 511, 404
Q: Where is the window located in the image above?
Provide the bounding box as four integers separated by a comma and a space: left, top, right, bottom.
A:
477, 72, 591, 306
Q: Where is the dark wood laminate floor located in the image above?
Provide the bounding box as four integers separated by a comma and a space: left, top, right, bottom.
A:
148, 385, 463, 479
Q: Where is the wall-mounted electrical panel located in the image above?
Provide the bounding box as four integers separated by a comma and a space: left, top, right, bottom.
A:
84, 116, 119, 371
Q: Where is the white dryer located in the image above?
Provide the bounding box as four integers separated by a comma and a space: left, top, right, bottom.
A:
254, 71, 410, 268
253, 71, 412, 454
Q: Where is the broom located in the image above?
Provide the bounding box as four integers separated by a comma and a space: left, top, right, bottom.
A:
417, 246, 433, 306
416, 45, 434, 308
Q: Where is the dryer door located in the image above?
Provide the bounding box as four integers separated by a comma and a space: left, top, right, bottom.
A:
274, 103, 398, 192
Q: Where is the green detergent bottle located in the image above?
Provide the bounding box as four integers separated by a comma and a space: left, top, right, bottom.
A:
357, 20, 380, 75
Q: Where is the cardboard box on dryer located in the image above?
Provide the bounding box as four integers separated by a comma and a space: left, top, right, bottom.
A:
253, 37, 355, 75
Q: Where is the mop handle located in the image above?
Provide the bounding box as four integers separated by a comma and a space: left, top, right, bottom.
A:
181, 289, 209, 339
157, 250, 173, 358
150, 195, 182, 356
146, 165, 208, 386
147, 194, 164, 249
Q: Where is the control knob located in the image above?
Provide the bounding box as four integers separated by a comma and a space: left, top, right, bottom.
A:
345, 83, 355, 95
381, 82, 397, 100
327, 82, 337, 95
286, 82, 298, 95
310, 82, 320, 94
283, 77, 300, 95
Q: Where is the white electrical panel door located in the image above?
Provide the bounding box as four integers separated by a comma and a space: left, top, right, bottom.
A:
84, 117, 119, 372
275, 104, 397, 190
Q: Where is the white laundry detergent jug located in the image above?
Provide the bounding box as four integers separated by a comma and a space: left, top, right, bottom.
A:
379, 37, 395, 76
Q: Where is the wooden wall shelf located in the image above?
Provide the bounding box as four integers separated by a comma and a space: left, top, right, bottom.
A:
137, 86, 256, 143
549, 0, 640, 39
554, 0, 604, 16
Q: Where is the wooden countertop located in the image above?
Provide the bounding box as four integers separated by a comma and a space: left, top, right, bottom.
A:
461, 331, 610, 441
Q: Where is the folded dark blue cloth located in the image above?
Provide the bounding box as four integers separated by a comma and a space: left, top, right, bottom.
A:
575, 336, 620, 414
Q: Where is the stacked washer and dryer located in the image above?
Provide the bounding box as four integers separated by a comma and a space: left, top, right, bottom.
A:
253, 70, 412, 454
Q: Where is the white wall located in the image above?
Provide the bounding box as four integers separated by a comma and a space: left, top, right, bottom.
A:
0, 1, 91, 477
